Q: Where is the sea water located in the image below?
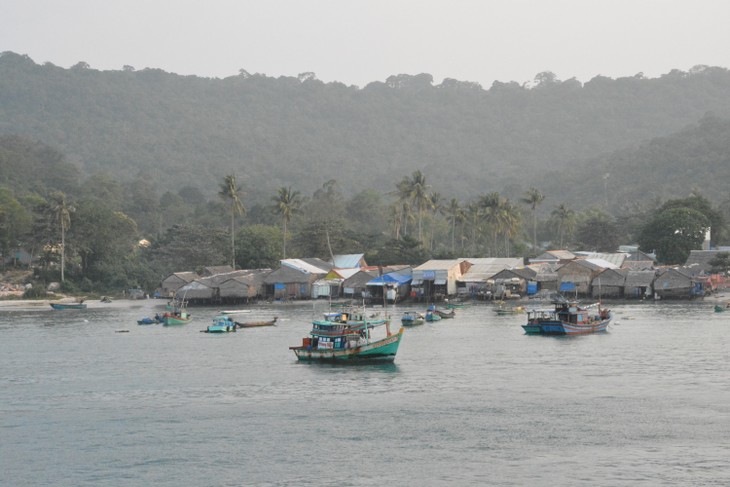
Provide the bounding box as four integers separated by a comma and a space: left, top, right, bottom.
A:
2, 300, 730, 486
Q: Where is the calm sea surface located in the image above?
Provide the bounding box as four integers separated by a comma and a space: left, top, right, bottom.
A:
2, 299, 730, 486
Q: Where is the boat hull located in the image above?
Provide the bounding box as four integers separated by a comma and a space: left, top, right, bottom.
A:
292, 329, 404, 363
522, 317, 611, 335
50, 303, 87, 310
163, 316, 192, 326
206, 324, 236, 333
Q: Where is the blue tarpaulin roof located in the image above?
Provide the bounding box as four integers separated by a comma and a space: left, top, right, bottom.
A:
367, 274, 412, 286
559, 282, 576, 291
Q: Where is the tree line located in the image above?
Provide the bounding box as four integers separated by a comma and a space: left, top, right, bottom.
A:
1, 135, 725, 296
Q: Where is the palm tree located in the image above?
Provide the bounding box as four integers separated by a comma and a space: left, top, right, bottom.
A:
219, 174, 245, 268
272, 186, 302, 258
499, 199, 522, 257
445, 199, 462, 254
479, 192, 502, 256
521, 187, 545, 253
428, 191, 444, 252
551, 204, 576, 248
50, 191, 75, 282
404, 170, 431, 244
391, 177, 410, 238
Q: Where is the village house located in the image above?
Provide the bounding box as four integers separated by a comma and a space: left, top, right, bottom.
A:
624, 270, 656, 299
653, 267, 703, 300
411, 259, 470, 302
487, 267, 538, 300
263, 258, 332, 300
556, 259, 605, 297
591, 268, 627, 299
456, 257, 524, 299
161, 271, 199, 297
342, 269, 381, 300
365, 266, 413, 304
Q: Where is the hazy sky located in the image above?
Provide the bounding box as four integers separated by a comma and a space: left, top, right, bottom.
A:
2, 0, 729, 87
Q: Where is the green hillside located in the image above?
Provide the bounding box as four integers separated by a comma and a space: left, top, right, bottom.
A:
3, 51, 730, 205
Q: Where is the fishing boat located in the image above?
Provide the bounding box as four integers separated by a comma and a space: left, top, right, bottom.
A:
163, 298, 191, 325
494, 305, 525, 315
424, 310, 441, 322
234, 316, 278, 328
435, 308, 456, 319
290, 307, 404, 363
714, 304, 728, 313
50, 302, 87, 310
137, 315, 163, 325
401, 311, 425, 326
522, 298, 611, 335
444, 301, 471, 309
205, 315, 237, 333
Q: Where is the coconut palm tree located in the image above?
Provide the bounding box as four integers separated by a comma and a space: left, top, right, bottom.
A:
404, 170, 431, 244
479, 192, 502, 256
272, 186, 302, 258
521, 187, 545, 253
551, 204, 576, 248
445, 198, 463, 254
219, 174, 245, 268
50, 191, 75, 282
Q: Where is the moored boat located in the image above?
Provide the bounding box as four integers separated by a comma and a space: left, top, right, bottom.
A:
401, 311, 425, 326
435, 308, 455, 319
290, 308, 404, 363
234, 316, 277, 328
50, 302, 87, 310
137, 315, 163, 325
523, 298, 611, 335
424, 310, 441, 322
494, 305, 525, 315
714, 304, 727, 313
205, 315, 237, 333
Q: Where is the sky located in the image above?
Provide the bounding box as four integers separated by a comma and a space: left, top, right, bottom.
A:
2, 0, 730, 88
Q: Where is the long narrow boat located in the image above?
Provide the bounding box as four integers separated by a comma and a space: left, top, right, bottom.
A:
523, 298, 611, 335
494, 305, 525, 315
50, 302, 87, 310
435, 308, 455, 319
290, 308, 404, 363
235, 316, 277, 328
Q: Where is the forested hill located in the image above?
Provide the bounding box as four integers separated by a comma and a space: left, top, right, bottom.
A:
2, 51, 730, 204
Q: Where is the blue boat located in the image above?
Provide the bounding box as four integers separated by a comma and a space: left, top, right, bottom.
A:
205, 315, 237, 333
50, 302, 87, 310
523, 298, 611, 335
401, 312, 425, 326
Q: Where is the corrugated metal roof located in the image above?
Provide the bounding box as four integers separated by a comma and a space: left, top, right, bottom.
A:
280, 258, 330, 274
414, 259, 465, 271
331, 254, 365, 268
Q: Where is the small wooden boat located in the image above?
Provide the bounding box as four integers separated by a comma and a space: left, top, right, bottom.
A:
50, 302, 87, 310
435, 309, 455, 319
137, 316, 163, 325
444, 301, 471, 309
234, 316, 278, 328
401, 312, 425, 326
523, 298, 611, 335
290, 307, 404, 363
495, 306, 525, 315
205, 315, 237, 333
425, 310, 441, 322
163, 310, 192, 326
